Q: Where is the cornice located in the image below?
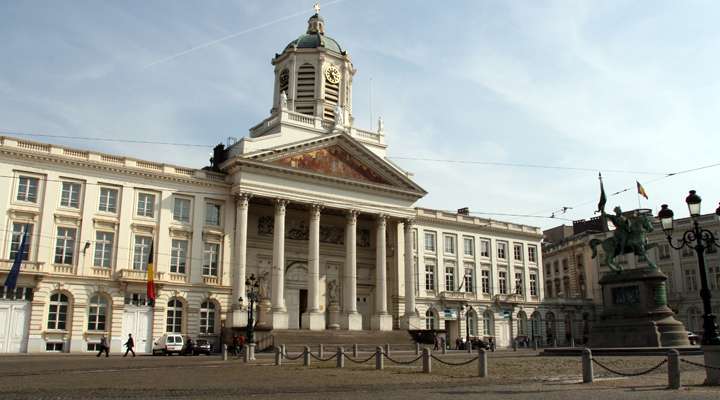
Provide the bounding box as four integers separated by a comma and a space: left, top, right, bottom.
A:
414, 214, 544, 241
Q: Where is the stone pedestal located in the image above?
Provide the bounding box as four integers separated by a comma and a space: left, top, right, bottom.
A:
703, 345, 720, 385
327, 303, 341, 330
301, 311, 326, 331
589, 268, 690, 348
231, 307, 248, 328
400, 314, 423, 330
271, 310, 289, 330
256, 299, 272, 329
341, 312, 363, 330
371, 313, 393, 331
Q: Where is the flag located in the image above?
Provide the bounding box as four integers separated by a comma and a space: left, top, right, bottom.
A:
4, 227, 29, 291
636, 181, 648, 200
146, 241, 156, 301
597, 173, 607, 212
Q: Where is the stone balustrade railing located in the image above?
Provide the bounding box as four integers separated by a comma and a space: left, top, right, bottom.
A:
0, 260, 46, 275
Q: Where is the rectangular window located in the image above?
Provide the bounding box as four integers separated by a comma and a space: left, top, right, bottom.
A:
0, 286, 33, 301
444, 235, 456, 255
481, 270, 490, 294
425, 263, 435, 291
46, 343, 64, 352
499, 271, 507, 294
424, 232, 436, 252
463, 237, 474, 256
684, 269, 697, 292
203, 242, 220, 276
136, 192, 155, 218
464, 265, 474, 293
513, 243, 523, 261
480, 240, 490, 257
205, 203, 221, 226
54, 227, 76, 265
546, 281, 553, 297
16, 176, 39, 203
9, 223, 33, 261
497, 242, 507, 260
133, 236, 152, 270
515, 272, 523, 294
444, 265, 455, 291
554, 261, 559, 273
93, 231, 114, 268
529, 273, 538, 296
173, 198, 191, 223
562, 259, 568, 271
170, 239, 188, 274
98, 187, 118, 213
528, 245, 537, 263
60, 181, 81, 208
658, 244, 671, 259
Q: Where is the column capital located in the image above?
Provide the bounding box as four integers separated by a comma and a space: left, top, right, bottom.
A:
275, 199, 289, 213
346, 209, 358, 224
309, 203, 324, 217
376, 214, 388, 225
404, 218, 415, 229
235, 193, 252, 208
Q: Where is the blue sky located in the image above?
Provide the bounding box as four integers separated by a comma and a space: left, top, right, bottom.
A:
2, 0, 719, 229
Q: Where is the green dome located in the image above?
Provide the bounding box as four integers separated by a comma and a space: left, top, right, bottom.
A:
285, 33, 343, 54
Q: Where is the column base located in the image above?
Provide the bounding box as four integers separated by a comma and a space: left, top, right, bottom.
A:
327, 303, 341, 330
371, 313, 393, 331
302, 311, 326, 331
271, 309, 289, 330
400, 314, 423, 330
231, 308, 248, 328
702, 345, 720, 385
341, 312, 363, 330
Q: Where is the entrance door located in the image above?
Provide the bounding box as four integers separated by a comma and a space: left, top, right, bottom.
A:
0, 301, 30, 353
286, 289, 300, 329
499, 322, 510, 348
299, 290, 308, 329
122, 306, 153, 353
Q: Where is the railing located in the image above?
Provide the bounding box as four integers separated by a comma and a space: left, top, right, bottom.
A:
439, 291, 476, 301
288, 112, 314, 125
136, 160, 163, 171
202, 275, 219, 285
118, 269, 164, 281
100, 154, 125, 164
52, 264, 74, 274
90, 267, 111, 278
174, 167, 195, 177
167, 273, 187, 283
0, 260, 45, 274
17, 140, 50, 153
353, 128, 382, 142
63, 148, 89, 159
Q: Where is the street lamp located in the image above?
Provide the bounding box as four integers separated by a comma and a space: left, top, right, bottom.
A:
239, 274, 260, 345
657, 191, 720, 346
461, 303, 470, 348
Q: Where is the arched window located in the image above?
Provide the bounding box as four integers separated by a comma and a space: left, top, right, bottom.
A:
48, 292, 69, 330
467, 310, 478, 336
483, 310, 494, 336
517, 311, 528, 336
200, 301, 216, 334
531, 311, 542, 339
425, 309, 436, 330
87, 294, 109, 331
166, 298, 183, 333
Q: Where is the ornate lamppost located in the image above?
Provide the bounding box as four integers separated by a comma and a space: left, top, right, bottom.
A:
239, 274, 260, 345
657, 192, 720, 347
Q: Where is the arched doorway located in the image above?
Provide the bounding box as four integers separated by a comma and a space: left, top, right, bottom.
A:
285, 262, 308, 329
517, 311, 528, 345
531, 311, 542, 344
545, 312, 556, 345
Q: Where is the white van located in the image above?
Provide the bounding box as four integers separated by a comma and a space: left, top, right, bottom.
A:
152, 334, 184, 355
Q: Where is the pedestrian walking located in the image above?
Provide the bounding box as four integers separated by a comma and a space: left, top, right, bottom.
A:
231, 334, 240, 356
488, 337, 495, 352
96, 335, 109, 357
238, 335, 246, 355
433, 333, 439, 351
123, 333, 136, 357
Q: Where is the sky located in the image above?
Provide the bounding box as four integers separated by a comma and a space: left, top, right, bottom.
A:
1, 0, 719, 230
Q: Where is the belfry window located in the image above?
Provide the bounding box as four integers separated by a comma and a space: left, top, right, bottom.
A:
295, 63, 316, 116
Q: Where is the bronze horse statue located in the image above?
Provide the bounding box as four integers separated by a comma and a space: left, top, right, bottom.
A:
589, 208, 657, 272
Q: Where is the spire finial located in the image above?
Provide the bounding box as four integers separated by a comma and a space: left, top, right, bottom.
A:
313, 2, 321, 14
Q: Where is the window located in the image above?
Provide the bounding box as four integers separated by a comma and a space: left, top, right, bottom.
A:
464, 265, 474, 293
497, 242, 507, 260
518, 312, 528, 336
16, 176, 39, 203
203, 242, 220, 276
133, 236, 152, 270
0, 286, 33, 300
54, 227, 76, 265
200, 301, 216, 334
467, 311, 477, 336
529, 273, 538, 296
514, 272, 523, 294
684, 269, 698, 292
481, 270, 490, 294
170, 239, 188, 274
553, 261, 559, 273
124, 293, 153, 306
658, 244, 671, 260
173, 198, 191, 223
710, 266, 720, 290
87, 295, 108, 331
545, 263, 551, 276
483, 311, 494, 336
93, 231, 114, 268
513, 243, 523, 261
60, 181, 81, 208
445, 264, 455, 291
562, 277, 571, 297
444, 235, 456, 255
480, 240, 490, 258
545, 281, 553, 298
46, 342, 64, 352
166, 298, 183, 333
425, 263, 435, 291
528, 245, 537, 263
47, 292, 69, 330
98, 187, 118, 213
463, 237, 474, 256
562, 259, 569, 271
136, 193, 155, 218
9, 223, 32, 261
424, 232, 436, 252
499, 271, 507, 294
205, 203, 221, 226
682, 246, 694, 258
425, 309, 436, 330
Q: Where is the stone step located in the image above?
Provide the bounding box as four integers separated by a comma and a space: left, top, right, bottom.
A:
264, 330, 415, 352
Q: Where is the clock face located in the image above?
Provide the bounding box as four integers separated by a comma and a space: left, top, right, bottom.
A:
325, 65, 341, 84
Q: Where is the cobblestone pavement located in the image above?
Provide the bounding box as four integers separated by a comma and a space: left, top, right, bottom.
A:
0, 350, 718, 399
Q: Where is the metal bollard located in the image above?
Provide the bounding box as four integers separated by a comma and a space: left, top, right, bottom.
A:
353, 343, 358, 358
667, 349, 680, 389
275, 347, 282, 366
319, 344, 324, 359
442, 344, 447, 354
243, 345, 250, 363
376, 346, 384, 370
533, 338, 538, 351
385, 343, 390, 357
512, 339, 517, 352
222, 344, 228, 361
415, 342, 421, 355
582, 348, 593, 383
281, 344, 287, 359
478, 348, 488, 378
337, 347, 344, 368
468, 342, 473, 353
303, 346, 311, 367
422, 348, 431, 373
570, 337, 576, 348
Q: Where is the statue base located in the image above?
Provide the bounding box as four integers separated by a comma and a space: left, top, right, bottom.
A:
589, 268, 690, 348
327, 303, 341, 330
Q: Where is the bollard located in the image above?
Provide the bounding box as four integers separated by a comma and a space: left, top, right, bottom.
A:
570, 337, 576, 348
478, 348, 488, 378
222, 344, 228, 361
243, 345, 250, 363
467, 343, 472, 353
319, 344, 324, 359
667, 349, 680, 389
303, 346, 311, 367
422, 348, 432, 373
247, 343, 256, 361
533, 338, 538, 351
553, 337, 558, 348
281, 344, 287, 359
385, 343, 390, 357
353, 343, 358, 358
337, 347, 345, 368
415, 342, 421, 355
442, 344, 447, 354
275, 347, 282, 366
582, 348, 593, 383
376, 346, 384, 370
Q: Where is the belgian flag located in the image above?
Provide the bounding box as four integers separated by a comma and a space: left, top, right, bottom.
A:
146, 241, 156, 301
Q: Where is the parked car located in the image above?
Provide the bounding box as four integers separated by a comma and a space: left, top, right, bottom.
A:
470, 338, 490, 350
688, 331, 700, 345
152, 333, 184, 355
193, 339, 213, 355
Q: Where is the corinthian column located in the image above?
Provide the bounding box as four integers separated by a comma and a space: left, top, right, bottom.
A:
401, 219, 421, 329
342, 210, 362, 330
271, 199, 289, 329
302, 204, 325, 330
371, 214, 392, 331
231, 193, 250, 327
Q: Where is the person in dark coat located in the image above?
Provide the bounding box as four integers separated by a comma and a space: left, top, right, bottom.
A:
96, 335, 109, 357
123, 333, 136, 357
